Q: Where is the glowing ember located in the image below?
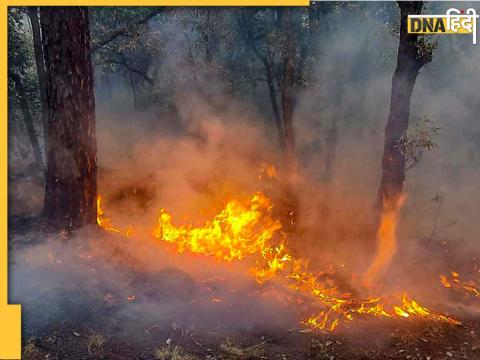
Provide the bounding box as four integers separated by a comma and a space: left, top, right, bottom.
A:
97, 190, 460, 331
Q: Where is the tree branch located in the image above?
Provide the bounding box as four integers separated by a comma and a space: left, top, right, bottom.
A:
107, 57, 154, 85
91, 8, 164, 53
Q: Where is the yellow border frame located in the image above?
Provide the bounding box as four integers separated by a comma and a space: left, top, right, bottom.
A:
0, 1, 308, 358
1, 5, 21, 359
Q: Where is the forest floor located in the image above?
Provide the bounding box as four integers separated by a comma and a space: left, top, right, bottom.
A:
9, 215, 480, 360
20, 318, 480, 359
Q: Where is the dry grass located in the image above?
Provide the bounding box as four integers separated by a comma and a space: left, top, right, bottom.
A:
23, 339, 42, 359
87, 333, 106, 354
220, 338, 266, 359
154, 345, 198, 360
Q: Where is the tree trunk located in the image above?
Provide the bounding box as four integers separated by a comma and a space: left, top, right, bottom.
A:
378, 1, 431, 209
264, 58, 284, 148
41, 7, 97, 229
280, 9, 297, 173
323, 71, 342, 182
27, 7, 48, 154
324, 121, 338, 182
274, 9, 299, 235
204, 10, 220, 64
11, 73, 44, 168
236, 13, 284, 149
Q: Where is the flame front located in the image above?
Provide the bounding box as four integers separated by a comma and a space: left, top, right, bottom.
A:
97, 190, 460, 331
151, 192, 281, 261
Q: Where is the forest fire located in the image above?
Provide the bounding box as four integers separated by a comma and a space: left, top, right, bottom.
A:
8, 2, 480, 358
96, 188, 461, 332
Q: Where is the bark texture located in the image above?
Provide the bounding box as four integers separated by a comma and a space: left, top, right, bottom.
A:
41, 7, 97, 229
378, 1, 432, 208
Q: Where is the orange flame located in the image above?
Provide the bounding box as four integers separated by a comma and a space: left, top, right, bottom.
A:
440, 271, 480, 298
152, 192, 282, 261
363, 194, 407, 286
96, 195, 133, 236
97, 189, 460, 331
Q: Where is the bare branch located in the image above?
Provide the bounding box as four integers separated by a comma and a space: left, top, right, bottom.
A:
91, 8, 164, 53
107, 57, 154, 85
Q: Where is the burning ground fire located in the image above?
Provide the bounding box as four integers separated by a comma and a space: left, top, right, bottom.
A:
441, 271, 480, 299
96, 172, 462, 331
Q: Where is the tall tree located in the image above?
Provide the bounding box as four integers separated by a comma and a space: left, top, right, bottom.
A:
40, 7, 97, 229
236, 11, 284, 147
27, 7, 48, 153
8, 8, 44, 168
90, 8, 163, 110
279, 8, 298, 172
236, 8, 308, 170
11, 73, 44, 167
378, 1, 433, 208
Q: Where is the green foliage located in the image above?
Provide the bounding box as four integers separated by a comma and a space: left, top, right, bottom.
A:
8, 8, 33, 75
397, 116, 441, 170
8, 8, 39, 103
8, 7, 43, 165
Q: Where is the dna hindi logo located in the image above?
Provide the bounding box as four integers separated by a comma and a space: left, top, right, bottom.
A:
408, 8, 479, 44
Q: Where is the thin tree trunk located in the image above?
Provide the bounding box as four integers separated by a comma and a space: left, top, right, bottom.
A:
378, 1, 432, 209
280, 9, 297, 173
236, 12, 285, 150
275, 9, 299, 235
27, 7, 48, 154
324, 121, 338, 182
41, 7, 97, 229
264, 58, 284, 148
204, 10, 220, 64
12, 73, 44, 168
323, 71, 342, 182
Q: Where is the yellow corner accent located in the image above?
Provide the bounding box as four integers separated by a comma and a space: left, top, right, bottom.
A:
0, 305, 22, 359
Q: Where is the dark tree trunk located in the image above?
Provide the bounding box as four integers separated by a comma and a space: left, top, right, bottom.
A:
236, 11, 286, 150
378, 1, 432, 208
12, 73, 44, 168
264, 58, 284, 148
323, 71, 342, 182
324, 121, 338, 182
280, 9, 297, 173
28, 7, 48, 153
204, 10, 220, 64
281, 65, 295, 169
40, 7, 97, 229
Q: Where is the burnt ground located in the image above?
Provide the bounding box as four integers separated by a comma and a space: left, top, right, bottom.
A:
9, 215, 480, 360
19, 317, 480, 359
